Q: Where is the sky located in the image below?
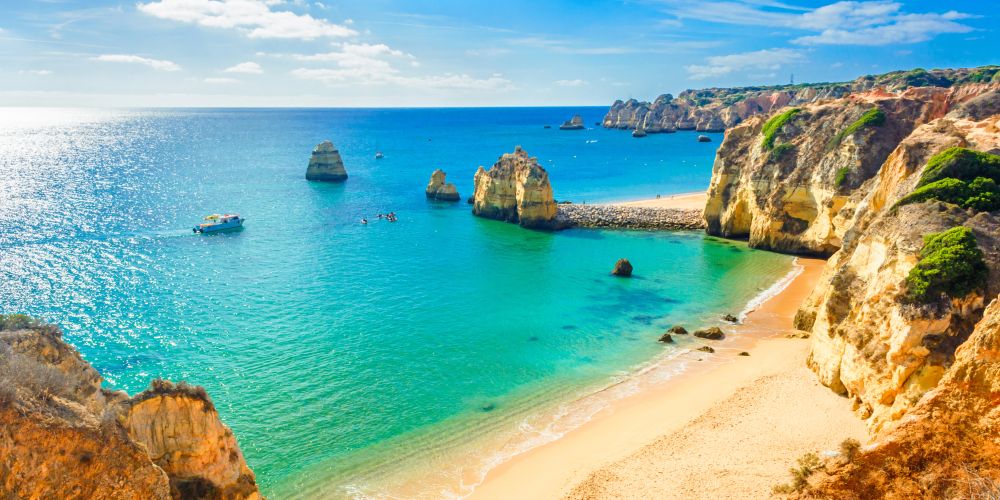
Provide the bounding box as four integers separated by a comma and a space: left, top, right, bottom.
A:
0, 0, 996, 107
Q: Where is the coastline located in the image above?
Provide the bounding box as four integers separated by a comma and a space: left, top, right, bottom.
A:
469, 257, 866, 499
604, 191, 708, 211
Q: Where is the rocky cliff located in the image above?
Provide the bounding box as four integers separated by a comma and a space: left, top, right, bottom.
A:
472, 146, 560, 229
305, 140, 348, 182
0, 316, 260, 499
605, 66, 999, 133
425, 169, 460, 201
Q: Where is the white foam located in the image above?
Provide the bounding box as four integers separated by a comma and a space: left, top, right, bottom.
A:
738, 257, 804, 321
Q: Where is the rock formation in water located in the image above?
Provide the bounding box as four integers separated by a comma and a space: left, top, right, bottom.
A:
305, 140, 348, 182
703, 66, 1000, 491
632, 128, 647, 138
0, 316, 261, 499
603, 66, 999, 133
611, 258, 633, 277
693, 327, 725, 340
425, 169, 460, 201
559, 115, 585, 130
471, 146, 560, 229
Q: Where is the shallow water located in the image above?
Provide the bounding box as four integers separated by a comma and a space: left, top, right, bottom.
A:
0, 107, 792, 497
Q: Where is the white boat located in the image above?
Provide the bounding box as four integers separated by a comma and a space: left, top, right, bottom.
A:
375, 151, 384, 159
193, 214, 244, 233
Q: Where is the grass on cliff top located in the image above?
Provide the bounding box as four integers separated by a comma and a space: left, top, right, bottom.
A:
896, 148, 1000, 213
918, 147, 1000, 187
133, 378, 215, 412
828, 107, 886, 150
761, 108, 801, 150
904, 226, 988, 304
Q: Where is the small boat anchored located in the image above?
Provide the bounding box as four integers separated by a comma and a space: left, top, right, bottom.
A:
193, 213, 244, 233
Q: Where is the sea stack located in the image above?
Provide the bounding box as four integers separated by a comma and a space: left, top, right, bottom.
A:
305, 140, 348, 182
425, 169, 460, 201
559, 115, 585, 130
471, 146, 560, 229
611, 258, 633, 277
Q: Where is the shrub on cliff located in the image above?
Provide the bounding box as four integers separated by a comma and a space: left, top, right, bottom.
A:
761, 108, 801, 150
896, 148, 1000, 212
904, 227, 988, 303
918, 147, 1000, 187
770, 143, 795, 161
828, 107, 885, 149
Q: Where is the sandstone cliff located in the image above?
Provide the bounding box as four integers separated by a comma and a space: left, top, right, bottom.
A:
0, 316, 260, 499
472, 146, 561, 229
425, 169, 460, 201
305, 140, 348, 182
604, 66, 999, 133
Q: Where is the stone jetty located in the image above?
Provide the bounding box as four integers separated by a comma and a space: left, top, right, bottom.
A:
557, 204, 705, 230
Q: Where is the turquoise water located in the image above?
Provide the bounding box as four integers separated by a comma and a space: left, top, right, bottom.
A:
0, 107, 792, 497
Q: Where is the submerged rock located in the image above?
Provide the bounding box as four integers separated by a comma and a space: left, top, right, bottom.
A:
559, 115, 585, 130
668, 325, 689, 335
693, 327, 725, 340
722, 313, 739, 323
305, 140, 348, 182
658, 333, 674, 343
471, 146, 561, 229
611, 258, 633, 277
425, 169, 460, 201
632, 128, 647, 138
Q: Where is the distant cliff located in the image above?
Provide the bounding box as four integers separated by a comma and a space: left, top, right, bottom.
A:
0, 316, 261, 499
603, 66, 1000, 133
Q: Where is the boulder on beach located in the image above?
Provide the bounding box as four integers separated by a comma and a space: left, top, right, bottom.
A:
697, 135, 712, 142
693, 327, 725, 340
425, 169, 460, 201
559, 115, 585, 130
697, 345, 715, 353
611, 258, 633, 277
305, 140, 348, 182
722, 313, 738, 323
658, 333, 673, 343
738, 351, 750, 356
667, 325, 688, 335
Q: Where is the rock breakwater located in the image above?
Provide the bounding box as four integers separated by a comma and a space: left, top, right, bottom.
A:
558, 204, 705, 230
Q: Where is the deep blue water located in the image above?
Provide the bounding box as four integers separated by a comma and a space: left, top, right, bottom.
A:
0, 107, 791, 497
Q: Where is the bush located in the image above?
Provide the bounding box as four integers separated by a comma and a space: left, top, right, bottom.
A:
896, 176, 1000, 212
905, 227, 988, 303
0, 314, 38, 331
771, 143, 795, 161
835, 167, 850, 187
773, 452, 823, 494
761, 108, 801, 150
918, 147, 1000, 188
839, 438, 862, 461
829, 107, 885, 149
964, 177, 1000, 211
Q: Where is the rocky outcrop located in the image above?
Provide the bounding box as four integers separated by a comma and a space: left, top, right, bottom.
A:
557, 204, 705, 230
693, 327, 725, 340
0, 318, 260, 499
796, 294, 1000, 498
611, 258, 633, 277
425, 169, 460, 201
604, 66, 999, 133
472, 146, 560, 229
704, 84, 1000, 256
559, 115, 584, 130
305, 140, 348, 182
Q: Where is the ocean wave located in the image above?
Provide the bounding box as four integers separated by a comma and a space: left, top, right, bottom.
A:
738, 257, 803, 321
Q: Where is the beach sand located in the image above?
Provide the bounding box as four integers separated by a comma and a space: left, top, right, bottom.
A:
610, 191, 708, 211
470, 258, 867, 499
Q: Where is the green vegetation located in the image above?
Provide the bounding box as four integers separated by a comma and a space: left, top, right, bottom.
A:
967, 67, 1000, 83
918, 147, 1000, 187
896, 148, 1000, 212
835, 167, 850, 187
829, 107, 886, 149
904, 227, 987, 303
761, 108, 801, 150
773, 452, 823, 494
770, 143, 795, 161
899, 68, 953, 88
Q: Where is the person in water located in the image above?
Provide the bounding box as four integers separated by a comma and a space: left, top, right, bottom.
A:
361, 218, 368, 224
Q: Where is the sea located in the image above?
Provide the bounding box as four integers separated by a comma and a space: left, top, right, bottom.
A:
0, 107, 794, 498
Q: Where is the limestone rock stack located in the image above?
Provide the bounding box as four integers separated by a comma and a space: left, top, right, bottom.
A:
559, 115, 585, 130
0, 319, 261, 499
305, 140, 348, 182
425, 169, 460, 201
471, 146, 560, 229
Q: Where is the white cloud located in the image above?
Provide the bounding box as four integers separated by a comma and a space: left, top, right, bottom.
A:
663, 1, 974, 46
204, 77, 239, 84
554, 79, 587, 87
292, 68, 513, 91
92, 54, 181, 71
465, 47, 511, 56
224, 61, 263, 74
685, 48, 805, 80
137, 0, 357, 40
20, 69, 53, 76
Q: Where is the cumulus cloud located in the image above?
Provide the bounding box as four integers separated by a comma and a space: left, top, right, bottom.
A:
137, 0, 357, 40
224, 61, 263, 74
662, 0, 974, 46
292, 67, 512, 91
554, 79, 587, 87
92, 54, 181, 71
685, 48, 804, 80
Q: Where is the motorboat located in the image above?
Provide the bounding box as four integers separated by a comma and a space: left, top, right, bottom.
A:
193, 213, 244, 233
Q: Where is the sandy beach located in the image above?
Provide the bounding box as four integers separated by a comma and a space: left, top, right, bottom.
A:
610, 191, 708, 211
470, 257, 866, 499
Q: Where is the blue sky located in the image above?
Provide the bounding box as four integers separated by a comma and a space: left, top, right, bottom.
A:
1, 0, 996, 106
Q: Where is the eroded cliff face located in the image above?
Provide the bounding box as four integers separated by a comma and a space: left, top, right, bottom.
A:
425, 169, 460, 201
704, 84, 999, 256
305, 140, 348, 182
0, 321, 260, 499
604, 66, 999, 133
797, 294, 1000, 498
472, 146, 560, 229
